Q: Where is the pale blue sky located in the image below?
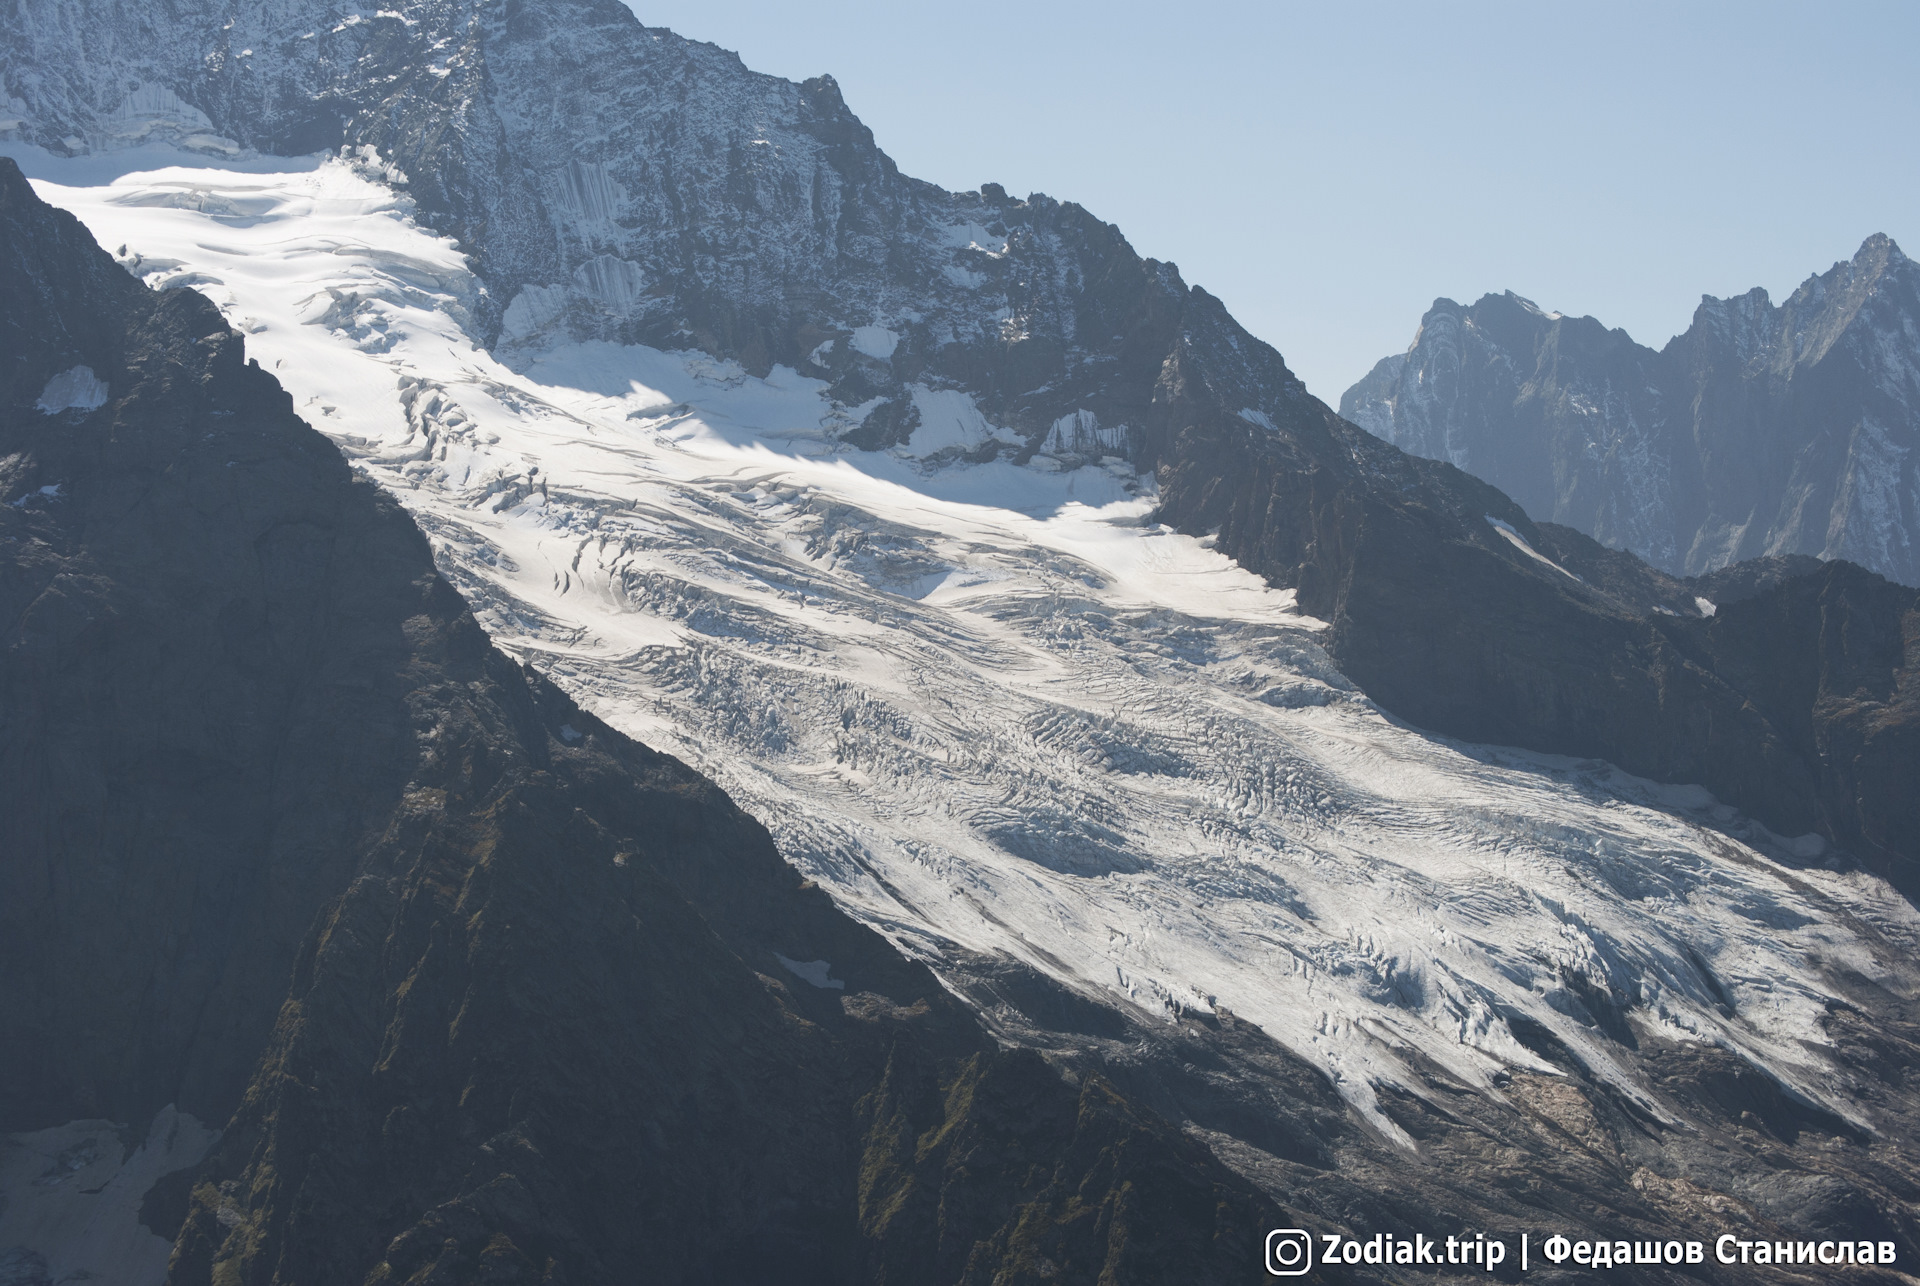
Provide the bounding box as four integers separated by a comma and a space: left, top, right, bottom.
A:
625, 1, 1918, 402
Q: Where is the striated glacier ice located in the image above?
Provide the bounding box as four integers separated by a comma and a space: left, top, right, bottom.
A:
18, 147, 1920, 1147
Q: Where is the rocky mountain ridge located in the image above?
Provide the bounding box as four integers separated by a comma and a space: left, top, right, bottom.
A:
1341, 236, 1920, 587
2, 0, 1248, 461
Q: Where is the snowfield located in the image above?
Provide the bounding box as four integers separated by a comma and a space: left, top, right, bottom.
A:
16, 144, 1920, 1142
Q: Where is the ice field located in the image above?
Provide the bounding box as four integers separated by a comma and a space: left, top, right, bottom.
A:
19, 145, 1920, 1140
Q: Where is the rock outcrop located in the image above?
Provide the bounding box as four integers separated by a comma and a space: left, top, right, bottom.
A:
2, 0, 1298, 465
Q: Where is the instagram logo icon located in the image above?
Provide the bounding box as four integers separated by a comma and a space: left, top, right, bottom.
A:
1266, 1229, 1314, 1276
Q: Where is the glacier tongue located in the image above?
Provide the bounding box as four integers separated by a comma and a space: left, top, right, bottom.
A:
21, 145, 1920, 1141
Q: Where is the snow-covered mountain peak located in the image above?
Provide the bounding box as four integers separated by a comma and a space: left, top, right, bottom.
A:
2, 0, 1324, 498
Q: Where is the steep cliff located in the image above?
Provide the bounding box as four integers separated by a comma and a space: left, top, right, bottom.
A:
0, 0, 1294, 464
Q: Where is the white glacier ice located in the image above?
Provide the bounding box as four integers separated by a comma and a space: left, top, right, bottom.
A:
35, 365, 107, 414
15, 144, 1920, 1144
0, 1105, 218, 1286
1485, 514, 1584, 583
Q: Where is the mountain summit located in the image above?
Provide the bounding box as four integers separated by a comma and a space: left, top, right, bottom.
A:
3, 0, 1303, 464
1342, 235, 1920, 586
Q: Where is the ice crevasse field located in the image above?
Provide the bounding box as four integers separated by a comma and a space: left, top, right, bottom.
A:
13, 143, 1918, 1141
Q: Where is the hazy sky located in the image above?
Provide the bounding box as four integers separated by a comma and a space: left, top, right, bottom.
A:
623, 1, 1917, 403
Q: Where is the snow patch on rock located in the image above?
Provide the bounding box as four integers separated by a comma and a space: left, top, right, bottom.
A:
776, 954, 845, 990
1486, 514, 1583, 583
849, 325, 897, 361
0, 1106, 218, 1286
35, 365, 107, 413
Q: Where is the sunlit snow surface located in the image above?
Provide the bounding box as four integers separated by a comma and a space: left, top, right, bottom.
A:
19, 147, 1920, 1140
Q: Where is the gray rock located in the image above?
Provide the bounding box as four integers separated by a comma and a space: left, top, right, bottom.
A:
1, 0, 1305, 470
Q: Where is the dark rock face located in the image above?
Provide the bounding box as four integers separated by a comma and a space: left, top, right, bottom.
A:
0, 158, 1285, 1284
1342, 238, 1920, 586
1664, 561, 1920, 883
1, 160, 405, 1131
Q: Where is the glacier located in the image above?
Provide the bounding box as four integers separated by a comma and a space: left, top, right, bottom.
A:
14, 143, 1920, 1153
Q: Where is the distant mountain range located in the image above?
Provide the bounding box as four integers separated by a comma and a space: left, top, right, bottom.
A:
1342, 235, 1920, 587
